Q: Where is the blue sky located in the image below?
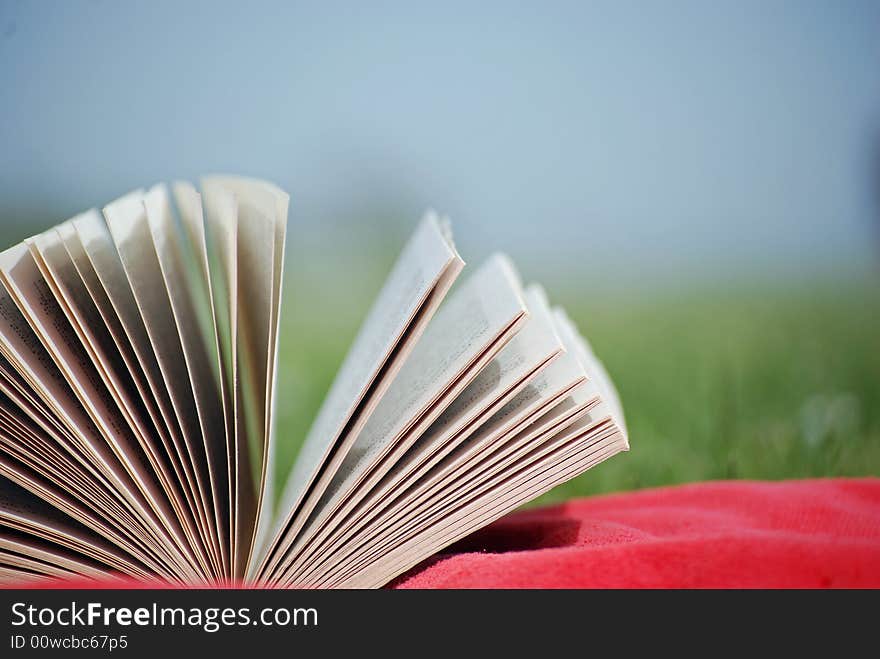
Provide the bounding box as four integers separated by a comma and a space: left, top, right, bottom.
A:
1, 0, 878, 286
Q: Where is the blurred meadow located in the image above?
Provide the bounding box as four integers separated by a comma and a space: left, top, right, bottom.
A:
2, 1, 879, 504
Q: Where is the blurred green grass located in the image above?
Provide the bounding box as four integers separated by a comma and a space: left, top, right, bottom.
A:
273, 273, 880, 507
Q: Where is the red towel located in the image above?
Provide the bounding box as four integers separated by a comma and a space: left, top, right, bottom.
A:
6, 479, 879, 589
392, 478, 880, 588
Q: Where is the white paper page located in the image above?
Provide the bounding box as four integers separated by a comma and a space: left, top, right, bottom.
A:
170, 183, 223, 392
279, 255, 528, 569
0, 437, 189, 579
0, 242, 198, 573
0, 363, 162, 544
295, 384, 594, 586
260, 213, 462, 578
142, 184, 229, 575
356, 415, 618, 575
396, 284, 564, 469
0, 392, 130, 526
172, 182, 233, 550
0, 452, 181, 580
0, 350, 85, 452
0, 531, 112, 580
0, 550, 86, 580
51, 220, 208, 560
437, 382, 602, 501
30, 228, 174, 488
205, 178, 268, 573
0, 474, 144, 576
368, 284, 562, 492
0, 428, 123, 549
280, 282, 564, 583
27, 226, 209, 562
304, 396, 608, 586
0, 274, 191, 575
384, 431, 627, 585
554, 307, 626, 434
293, 322, 596, 584
417, 305, 608, 495
0, 566, 58, 585
322, 254, 527, 495
199, 179, 247, 574
200, 176, 288, 575
340, 412, 625, 587
59, 215, 183, 469
103, 191, 220, 577
351, 434, 628, 588
72, 210, 210, 561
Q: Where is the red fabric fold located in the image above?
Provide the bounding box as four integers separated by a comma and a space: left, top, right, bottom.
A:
393, 478, 880, 588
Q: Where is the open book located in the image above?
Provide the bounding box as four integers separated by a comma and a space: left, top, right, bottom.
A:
0, 177, 628, 588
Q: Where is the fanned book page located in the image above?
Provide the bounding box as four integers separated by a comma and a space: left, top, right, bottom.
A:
0, 177, 628, 588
